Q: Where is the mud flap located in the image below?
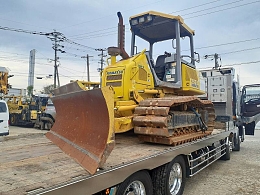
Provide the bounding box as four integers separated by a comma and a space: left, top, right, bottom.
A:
46, 85, 115, 175
245, 121, 255, 135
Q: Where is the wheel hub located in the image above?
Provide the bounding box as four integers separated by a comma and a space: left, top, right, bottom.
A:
125, 180, 146, 195
169, 163, 182, 195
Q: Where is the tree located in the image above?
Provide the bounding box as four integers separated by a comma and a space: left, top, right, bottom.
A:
27, 85, 33, 97
41, 84, 55, 95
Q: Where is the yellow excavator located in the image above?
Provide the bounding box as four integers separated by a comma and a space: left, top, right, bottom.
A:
47, 11, 215, 175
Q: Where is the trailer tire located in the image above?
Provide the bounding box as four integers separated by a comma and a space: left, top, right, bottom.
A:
220, 144, 230, 160
233, 133, 240, 151
115, 170, 153, 195
152, 155, 186, 195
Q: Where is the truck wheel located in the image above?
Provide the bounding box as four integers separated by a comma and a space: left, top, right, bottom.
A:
220, 144, 230, 160
40, 122, 45, 130
45, 123, 52, 130
152, 155, 186, 195
233, 133, 240, 151
10, 114, 16, 126
116, 170, 153, 195
238, 126, 244, 142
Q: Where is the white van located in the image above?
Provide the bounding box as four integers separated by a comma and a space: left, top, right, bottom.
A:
0, 100, 9, 136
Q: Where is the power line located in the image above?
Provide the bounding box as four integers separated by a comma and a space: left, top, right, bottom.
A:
192, 38, 260, 51
64, 38, 96, 50
0, 17, 52, 31
185, 0, 260, 19
0, 25, 97, 53
181, 0, 244, 16
0, 50, 29, 57
72, 31, 131, 41
223, 60, 260, 67
66, 0, 234, 39
70, 30, 118, 40
0, 26, 50, 35
169, 0, 221, 14
71, 0, 255, 41
59, 0, 167, 30
220, 46, 260, 55
0, 25, 97, 87
202, 60, 260, 69
69, 26, 117, 38
64, 51, 84, 58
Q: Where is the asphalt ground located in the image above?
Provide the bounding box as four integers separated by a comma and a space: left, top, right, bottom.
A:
8, 125, 48, 136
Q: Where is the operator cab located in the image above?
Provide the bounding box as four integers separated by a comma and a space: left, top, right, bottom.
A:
129, 11, 201, 93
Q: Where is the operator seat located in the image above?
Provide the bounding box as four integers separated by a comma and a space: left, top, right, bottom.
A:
154, 55, 167, 81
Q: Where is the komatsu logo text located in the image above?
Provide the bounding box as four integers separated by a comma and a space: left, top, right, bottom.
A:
107, 70, 123, 75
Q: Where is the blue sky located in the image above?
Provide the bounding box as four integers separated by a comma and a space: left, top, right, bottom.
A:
0, 0, 259, 92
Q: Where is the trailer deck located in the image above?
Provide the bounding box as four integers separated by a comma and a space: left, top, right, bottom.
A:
0, 132, 167, 195
0, 129, 231, 195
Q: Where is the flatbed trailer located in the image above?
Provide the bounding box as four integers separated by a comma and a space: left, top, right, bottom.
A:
0, 126, 241, 195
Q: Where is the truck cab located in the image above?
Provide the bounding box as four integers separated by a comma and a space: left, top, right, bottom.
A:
240, 84, 260, 135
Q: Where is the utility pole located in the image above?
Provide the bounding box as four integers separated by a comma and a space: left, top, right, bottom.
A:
47, 30, 65, 88
54, 33, 57, 88
81, 54, 93, 82
95, 48, 107, 72
204, 53, 221, 69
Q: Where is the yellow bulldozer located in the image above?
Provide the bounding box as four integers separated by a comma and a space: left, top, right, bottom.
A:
47, 11, 215, 175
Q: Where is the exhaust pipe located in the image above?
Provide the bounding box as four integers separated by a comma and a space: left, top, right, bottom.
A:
117, 12, 129, 59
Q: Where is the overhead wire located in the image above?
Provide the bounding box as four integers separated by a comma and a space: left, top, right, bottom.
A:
0, 26, 50, 35
67, 0, 237, 39
0, 17, 53, 31
220, 46, 260, 55
1, 1, 259, 83
69, 26, 117, 38
181, 0, 244, 16
185, 0, 260, 19
201, 60, 260, 69
59, 0, 167, 30
0, 25, 97, 53
184, 38, 260, 51
70, 0, 258, 40
169, 0, 221, 14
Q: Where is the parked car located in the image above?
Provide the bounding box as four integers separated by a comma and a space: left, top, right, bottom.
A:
0, 100, 9, 136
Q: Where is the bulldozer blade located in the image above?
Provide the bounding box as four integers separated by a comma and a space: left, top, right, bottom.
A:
46, 86, 115, 175
54, 81, 88, 95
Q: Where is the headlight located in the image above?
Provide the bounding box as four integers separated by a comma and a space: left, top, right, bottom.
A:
139, 17, 145, 23
131, 19, 138, 25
